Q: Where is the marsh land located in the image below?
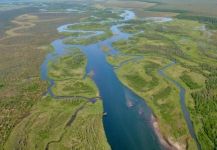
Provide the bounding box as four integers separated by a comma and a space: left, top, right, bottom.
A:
0, 0, 216, 150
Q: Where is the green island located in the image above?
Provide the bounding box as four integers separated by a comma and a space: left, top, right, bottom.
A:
63, 22, 113, 45
64, 30, 113, 45
48, 49, 98, 97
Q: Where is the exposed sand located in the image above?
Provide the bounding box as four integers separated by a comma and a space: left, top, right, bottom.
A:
151, 115, 185, 150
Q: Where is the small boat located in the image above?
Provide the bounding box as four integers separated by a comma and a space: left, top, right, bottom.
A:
103, 112, 107, 116
87, 70, 95, 78
127, 99, 134, 108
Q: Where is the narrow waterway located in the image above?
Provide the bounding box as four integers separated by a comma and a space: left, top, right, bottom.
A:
40, 10, 163, 150
159, 62, 201, 150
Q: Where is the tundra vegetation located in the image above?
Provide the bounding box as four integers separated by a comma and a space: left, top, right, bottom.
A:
107, 16, 217, 149
0, 1, 111, 149
5, 48, 109, 150
0, 0, 217, 150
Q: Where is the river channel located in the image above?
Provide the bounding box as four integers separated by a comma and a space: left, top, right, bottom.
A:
41, 10, 165, 150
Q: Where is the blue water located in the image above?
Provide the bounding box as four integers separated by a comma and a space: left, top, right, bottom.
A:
41, 10, 163, 150
81, 43, 162, 150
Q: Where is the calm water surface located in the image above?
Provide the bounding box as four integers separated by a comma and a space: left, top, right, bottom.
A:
41, 10, 163, 150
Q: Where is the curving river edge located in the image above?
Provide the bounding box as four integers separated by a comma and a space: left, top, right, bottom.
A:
159, 62, 201, 150
41, 10, 164, 150
40, 10, 199, 150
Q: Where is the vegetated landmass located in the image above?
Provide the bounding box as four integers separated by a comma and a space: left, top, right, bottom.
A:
143, 0, 217, 17
0, 0, 217, 150
64, 30, 113, 45
0, 1, 111, 148
5, 48, 109, 150
48, 48, 98, 98
107, 15, 217, 149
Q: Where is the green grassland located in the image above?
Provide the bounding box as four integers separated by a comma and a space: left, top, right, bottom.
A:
86, 8, 121, 22
0, 8, 63, 147
4, 97, 110, 150
64, 30, 113, 45
68, 22, 111, 31
4, 97, 86, 150
109, 18, 217, 149
60, 31, 91, 38
106, 54, 139, 67
49, 100, 109, 150
63, 22, 113, 45
114, 56, 196, 149
60, 11, 117, 43
4, 47, 110, 150
1, 0, 217, 149
143, 0, 217, 17
48, 48, 98, 98
0, 3, 110, 149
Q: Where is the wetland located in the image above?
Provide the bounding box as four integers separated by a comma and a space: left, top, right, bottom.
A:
0, 0, 217, 150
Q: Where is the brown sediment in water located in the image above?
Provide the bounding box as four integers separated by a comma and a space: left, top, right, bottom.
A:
151, 115, 185, 150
